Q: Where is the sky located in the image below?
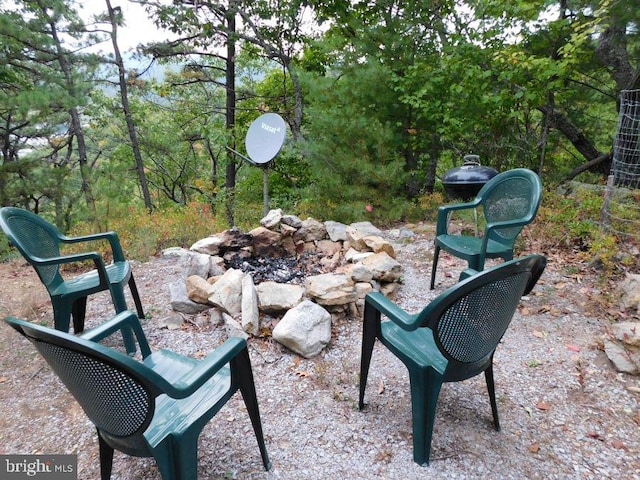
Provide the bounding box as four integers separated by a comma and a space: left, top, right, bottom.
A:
77, 0, 174, 53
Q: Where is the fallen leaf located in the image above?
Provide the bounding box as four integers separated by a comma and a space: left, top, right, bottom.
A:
566, 344, 581, 352
536, 401, 552, 411
587, 431, 605, 441
378, 379, 385, 394
529, 442, 540, 453
0, 376, 7, 383
611, 439, 627, 450
532, 330, 547, 338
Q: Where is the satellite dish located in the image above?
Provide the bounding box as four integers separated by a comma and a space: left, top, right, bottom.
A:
245, 113, 287, 165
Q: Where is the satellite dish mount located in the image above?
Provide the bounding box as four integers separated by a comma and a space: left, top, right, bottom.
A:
227, 113, 287, 216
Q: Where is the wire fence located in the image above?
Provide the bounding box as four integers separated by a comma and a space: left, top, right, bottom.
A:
601, 89, 640, 240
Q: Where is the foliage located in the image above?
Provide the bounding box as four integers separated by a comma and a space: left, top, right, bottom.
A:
530, 186, 638, 274
70, 202, 224, 261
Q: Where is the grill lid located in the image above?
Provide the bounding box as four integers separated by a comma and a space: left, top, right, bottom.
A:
442, 155, 499, 185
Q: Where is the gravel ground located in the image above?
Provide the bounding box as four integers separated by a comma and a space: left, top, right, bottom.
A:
0, 225, 639, 479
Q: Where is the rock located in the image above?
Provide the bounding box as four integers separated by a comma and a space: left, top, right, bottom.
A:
272, 300, 332, 358
223, 312, 249, 340
345, 226, 368, 251
186, 274, 213, 304
161, 247, 191, 258
344, 247, 374, 263
619, 273, 640, 313
317, 239, 342, 257
209, 308, 224, 326
362, 235, 396, 258
611, 321, 640, 347
157, 313, 184, 330
354, 281, 373, 299
338, 262, 374, 283
169, 281, 211, 314
604, 339, 639, 375
305, 273, 356, 306
241, 274, 259, 335
380, 281, 400, 299
209, 256, 226, 277
256, 281, 305, 313
325, 220, 348, 242
190, 234, 223, 255
260, 208, 283, 229
604, 321, 640, 376
281, 214, 303, 228
208, 268, 244, 316
361, 252, 403, 282
349, 221, 383, 237
184, 252, 212, 278
294, 218, 327, 243
250, 226, 286, 257
218, 228, 254, 252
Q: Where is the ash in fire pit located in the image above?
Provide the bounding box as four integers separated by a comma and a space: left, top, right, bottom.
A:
225, 251, 325, 284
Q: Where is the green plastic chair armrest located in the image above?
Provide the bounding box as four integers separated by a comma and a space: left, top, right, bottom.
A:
458, 268, 480, 282
61, 231, 126, 262
366, 291, 420, 331
27, 251, 104, 267
80, 311, 151, 357
28, 251, 110, 287
165, 337, 247, 398
436, 200, 481, 235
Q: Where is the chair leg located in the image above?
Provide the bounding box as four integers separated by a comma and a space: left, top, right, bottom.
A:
231, 347, 271, 470
97, 431, 115, 480
152, 434, 198, 480
359, 302, 380, 409
128, 275, 145, 319
71, 297, 87, 333
108, 285, 137, 355
485, 364, 500, 431
52, 302, 73, 333
409, 368, 443, 466
430, 245, 440, 290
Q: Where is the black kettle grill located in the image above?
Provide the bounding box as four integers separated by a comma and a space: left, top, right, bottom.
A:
441, 155, 499, 200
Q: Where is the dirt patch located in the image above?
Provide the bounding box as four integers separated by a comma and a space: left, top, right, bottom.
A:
0, 227, 639, 479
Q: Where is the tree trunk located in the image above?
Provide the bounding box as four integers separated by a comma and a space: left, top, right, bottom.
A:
225, 1, 237, 226
106, 0, 153, 213
36, 0, 97, 221
538, 106, 611, 175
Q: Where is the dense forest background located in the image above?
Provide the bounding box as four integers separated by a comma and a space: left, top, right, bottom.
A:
1, 0, 639, 263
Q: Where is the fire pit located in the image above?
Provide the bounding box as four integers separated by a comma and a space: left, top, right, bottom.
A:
442, 155, 498, 200
225, 251, 325, 284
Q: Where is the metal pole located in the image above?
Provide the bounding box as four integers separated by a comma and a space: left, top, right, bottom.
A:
600, 174, 614, 228
263, 165, 270, 217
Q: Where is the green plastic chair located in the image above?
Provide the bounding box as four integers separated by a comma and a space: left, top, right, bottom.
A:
359, 254, 547, 466
0, 207, 144, 352
430, 168, 542, 289
4, 311, 271, 479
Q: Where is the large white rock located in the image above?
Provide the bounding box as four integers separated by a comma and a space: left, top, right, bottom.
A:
272, 300, 332, 358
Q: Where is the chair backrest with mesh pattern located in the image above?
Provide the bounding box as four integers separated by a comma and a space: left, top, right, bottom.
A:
0, 207, 63, 287
423, 255, 545, 380
436, 272, 529, 363
478, 169, 542, 244
6, 319, 156, 454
